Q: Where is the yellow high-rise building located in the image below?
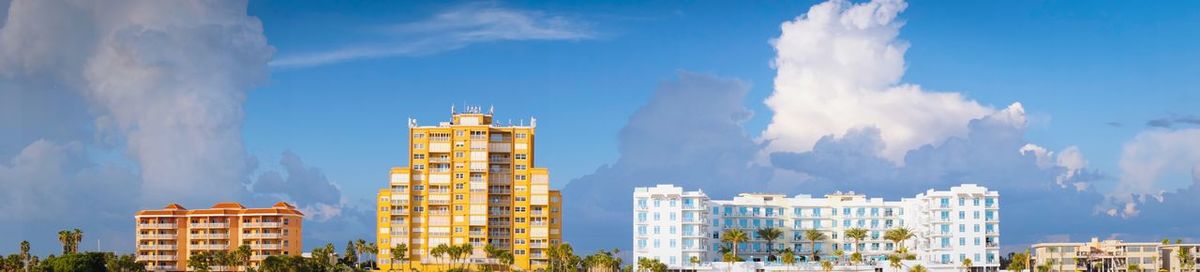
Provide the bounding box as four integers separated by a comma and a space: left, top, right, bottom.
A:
376, 106, 563, 271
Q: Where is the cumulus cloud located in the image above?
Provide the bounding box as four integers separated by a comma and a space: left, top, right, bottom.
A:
761, 0, 993, 163
1110, 128, 1200, 217
270, 2, 593, 68
0, 0, 360, 254
562, 71, 772, 253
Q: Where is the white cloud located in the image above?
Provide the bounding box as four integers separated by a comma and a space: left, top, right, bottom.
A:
1116, 128, 1200, 197
270, 3, 593, 68
761, 0, 993, 163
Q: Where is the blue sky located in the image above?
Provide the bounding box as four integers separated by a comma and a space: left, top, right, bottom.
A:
2, 0, 1199, 256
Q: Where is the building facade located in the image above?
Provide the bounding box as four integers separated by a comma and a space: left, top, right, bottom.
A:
1032, 238, 1200, 272
377, 107, 563, 271
134, 202, 304, 271
633, 184, 1000, 271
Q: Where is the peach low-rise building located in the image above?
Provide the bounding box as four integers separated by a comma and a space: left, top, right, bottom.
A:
134, 202, 304, 271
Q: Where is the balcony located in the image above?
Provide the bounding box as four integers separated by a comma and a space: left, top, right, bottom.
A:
243, 233, 282, 239
428, 199, 450, 205
429, 157, 451, 163
489, 188, 512, 194
147, 265, 177, 271
243, 222, 281, 228
138, 223, 176, 229
391, 209, 409, 215
137, 244, 177, 250
138, 234, 178, 240
391, 199, 410, 205
490, 232, 511, 238
190, 244, 230, 250
391, 231, 408, 236
137, 255, 177, 261
390, 220, 407, 226
189, 233, 229, 239
250, 244, 282, 250
489, 157, 512, 164
530, 242, 548, 248
189, 223, 229, 228
531, 211, 546, 216
530, 253, 546, 259
250, 255, 269, 261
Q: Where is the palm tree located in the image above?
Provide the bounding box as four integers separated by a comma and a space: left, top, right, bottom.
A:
390, 243, 408, 272
1008, 252, 1028, 272
234, 245, 251, 270
834, 249, 845, 264
498, 251, 515, 272
805, 229, 828, 262
71, 229, 83, 253
850, 252, 863, 267
690, 256, 702, 269
909, 264, 929, 272
962, 258, 973, 272
459, 244, 474, 270
1128, 263, 1141, 272
821, 260, 834, 272
757, 227, 784, 262
57, 230, 71, 254
889, 254, 903, 271
781, 248, 796, 268
431, 244, 449, 270
721, 229, 749, 262
1178, 247, 1195, 272
19, 240, 30, 272
884, 228, 915, 253
845, 228, 868, 261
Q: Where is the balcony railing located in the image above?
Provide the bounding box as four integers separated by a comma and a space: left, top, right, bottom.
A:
138, 223, 176, 229
190, 244, 230, 250
189, 233, 229, 239
147, 265, 177, 271
137, 255, 177, 261
391, 209, 409, 215
249, 244, 282, 250
189, 223, 229, 228
243, 222, 281, 228
243, 233, 282, 239
138, 234, 177, 240
137, 244, 177, 250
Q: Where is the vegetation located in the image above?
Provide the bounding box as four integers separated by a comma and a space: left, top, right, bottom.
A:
1006, 251, 1029, 272
756, 227, 783, 262
909, 264, 928, 272
844, 227, 868, 264
820, 260, 833, 272
635, 257, 666, 272
582, 248, 622, 272
780, 248, 796, 268
1178, 246, 1196, 272
804, 229, 828, 262
962, 258, 973, 272
720, 229, 749, 262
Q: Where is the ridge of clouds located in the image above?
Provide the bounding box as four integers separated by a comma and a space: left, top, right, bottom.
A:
760, 0, 993, 164
270, 3, 593, 68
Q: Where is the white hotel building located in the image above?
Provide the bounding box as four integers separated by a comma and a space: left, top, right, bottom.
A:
632, 184, 1000, 272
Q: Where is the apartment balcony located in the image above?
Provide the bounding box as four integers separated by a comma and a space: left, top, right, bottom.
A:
530, 253, 546, 259
389, 220, 407, 226
530, 222, 549, 227
146, 265, 177, 271
531, 211, 546, 216
391, 199, 410, 205
249, 244, 282, 250
138, 234, 178, 240
489, 232, 511, 238
390, 231, 408, 236
488, 221, 511, 227
987, 242, 999, 248
189, 223, 229, 229
488, 143, 511, 153
243, 233, 282, 239
530, 242, 548, 248
489, 157, 512, 164
137, 255, 177, 261
429, 157, 451, 163
489, 188, 512, 194
244, 222, 282, 228
391, 209, 409, 215
428, 199, 451, 205
986, 230, 999, 236
188, 233, 229, 239
250, 255, 269, 261
190, 244, 230, 250
469, 231, 486, 236
138, 223, 177, 229
428, 210, 451, 216
137, 244, 178, 250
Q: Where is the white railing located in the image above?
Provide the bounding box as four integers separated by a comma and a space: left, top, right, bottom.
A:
137, 244, 177, 250
189, 223, 229, 228
243, 233, 282, 239
137, 234, 177, 240
190, 244, 230, 250
138, 223, 176, 229
146, 265, 177, 271
244, 222, 281, 228
189, 233, 229, 239
137, 255, 177, 261
250, 244, 282, 250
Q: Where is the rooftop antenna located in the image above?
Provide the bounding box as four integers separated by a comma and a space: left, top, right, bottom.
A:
450, 104, 455, 114
489, 105, 494, 114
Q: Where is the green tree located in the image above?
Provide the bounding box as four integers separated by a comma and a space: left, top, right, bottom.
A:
821, 260, 833, 272
1178, 246, 1195, 272
389, 243, 410, 272
636, 257, 666, 272
909, 264, 929, 272
721, 229, 749, 262
805, 229, 828, 262
19, 240, 31, 272
962, 258, 973, 272
834, 249, 845, 264
889, 254, 903, 270
690, 255, 702, 269
757, 227, 784, 262
1128, 263, 1141, 272
233, 245, 251, 270
781, 248, 796, 268
38, 252, 107, 272
188, 251, 213, 272
850, 252, 863, 266
105, 253, 148, 272
548, 243, 580, 272
884, 228, 915, 253
1007, 252, 1028, 272
845, 228, 868, 262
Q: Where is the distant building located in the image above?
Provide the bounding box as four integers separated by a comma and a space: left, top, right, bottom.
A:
134, 202, 304, 271
377, 107, 563, 272
632, 184, 1000, 272
1031, 238, 1200, 272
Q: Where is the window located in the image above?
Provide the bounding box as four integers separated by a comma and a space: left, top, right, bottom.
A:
414, 143, 424, 149
414, 154, 425, 159
456, 130, 464, 137
413, 164, 425, 170
455, 173, 464, 179
516, 133, 527, 139
455, 152, 464, 158
516, 197, 526, 202
515, 165, 527, 170
515, 154, 527, 160
515, 175, 526, 181
414, 133, 425, 139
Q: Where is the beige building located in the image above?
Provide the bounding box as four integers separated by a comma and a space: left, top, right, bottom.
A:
1031, 238, 1198, 272
134, 202, 304, 271
376, 107, 563, 271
